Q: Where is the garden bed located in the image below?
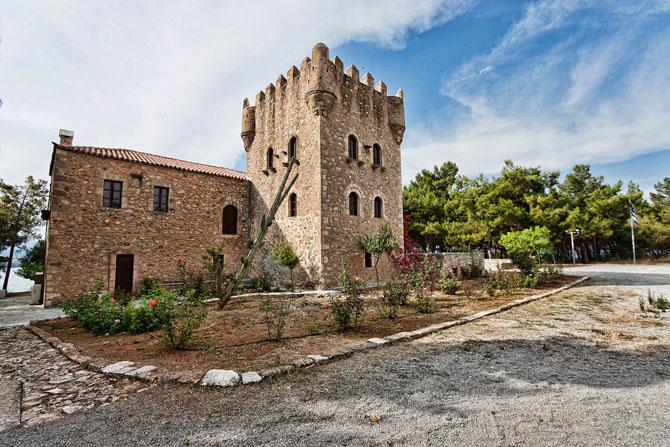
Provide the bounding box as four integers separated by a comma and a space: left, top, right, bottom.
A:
35, 275, 578, 376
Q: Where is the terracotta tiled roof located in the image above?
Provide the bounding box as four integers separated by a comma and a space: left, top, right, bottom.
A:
53, 143, 248, 181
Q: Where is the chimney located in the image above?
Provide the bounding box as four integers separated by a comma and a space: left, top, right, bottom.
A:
59, 129, 74, 146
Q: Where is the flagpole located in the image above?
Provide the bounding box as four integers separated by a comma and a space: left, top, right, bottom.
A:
629, 200, 637, 265
630, 215, 636, 265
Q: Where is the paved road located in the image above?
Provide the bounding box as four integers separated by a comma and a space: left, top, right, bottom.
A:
1, 264, 668, 446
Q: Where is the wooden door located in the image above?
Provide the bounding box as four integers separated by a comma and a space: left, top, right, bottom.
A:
115, 254, 134, 293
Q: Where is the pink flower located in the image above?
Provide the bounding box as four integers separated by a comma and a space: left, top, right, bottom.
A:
110, 298, 116, 303
178, 257, 183, 262
149, 299, 157, 307
405, 274, 409, 278
422, 287, 427, 291
114, 319, 120, 325
324, 303, 329, 308
424, 253, 429, 257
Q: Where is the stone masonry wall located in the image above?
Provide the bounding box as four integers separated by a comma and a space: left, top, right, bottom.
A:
243, 43, 405, 288
44, 148, 249, 305
425, 252, 485, 277
318, 49, 404, 286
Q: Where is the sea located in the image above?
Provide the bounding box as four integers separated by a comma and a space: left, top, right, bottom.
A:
1, 267, 35, 293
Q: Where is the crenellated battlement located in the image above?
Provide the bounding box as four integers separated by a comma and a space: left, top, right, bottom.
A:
241, 43, 405, 149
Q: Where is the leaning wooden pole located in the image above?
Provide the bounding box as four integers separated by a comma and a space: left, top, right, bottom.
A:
217, 158, 298, 309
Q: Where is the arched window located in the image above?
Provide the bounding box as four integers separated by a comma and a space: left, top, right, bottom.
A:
372, 144, 381, 166
288, 137, 297, 160
348, 192, 358, 216
222, 205, 237, 234
374, 197, 383, 218
348, 135, 358, 160
289, 193, 297, 217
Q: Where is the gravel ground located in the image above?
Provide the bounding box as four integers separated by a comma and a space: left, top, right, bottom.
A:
1, 264, 668, 446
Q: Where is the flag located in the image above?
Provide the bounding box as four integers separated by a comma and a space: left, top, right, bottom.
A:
630, 206, 639, 225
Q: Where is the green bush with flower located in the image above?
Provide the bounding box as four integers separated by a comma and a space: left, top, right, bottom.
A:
60, 278, 177, 336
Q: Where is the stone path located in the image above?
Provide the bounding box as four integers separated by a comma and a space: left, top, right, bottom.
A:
0, 326, 147, 428
0, 293, 64, 328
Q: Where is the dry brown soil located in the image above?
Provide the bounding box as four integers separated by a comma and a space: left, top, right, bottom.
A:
36, 275, 577, 375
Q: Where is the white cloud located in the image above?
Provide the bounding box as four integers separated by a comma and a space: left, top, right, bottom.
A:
0, 0, 475, 185
403, 0, 670, 184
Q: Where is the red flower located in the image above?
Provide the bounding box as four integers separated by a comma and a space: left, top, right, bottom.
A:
149, 299, 157, 307
110, 298, 116, 303
424, 253, 429, 257
324, 303, 329, 308
178, 257, 183, 262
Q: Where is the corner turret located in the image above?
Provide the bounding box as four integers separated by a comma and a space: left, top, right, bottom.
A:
388, 89, 405, 144
305, 43, 337, 117
240, 98, 256, 151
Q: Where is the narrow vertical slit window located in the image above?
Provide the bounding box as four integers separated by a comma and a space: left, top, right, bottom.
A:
288, 137, 297, 160
348, 135, 357, 159
373, 144, 381, 166
289, 193, 297, 217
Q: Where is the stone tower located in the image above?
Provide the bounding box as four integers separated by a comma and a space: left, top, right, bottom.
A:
243, 43, 405, 287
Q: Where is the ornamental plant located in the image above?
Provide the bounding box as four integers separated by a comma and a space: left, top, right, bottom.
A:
259, 294, 292, 340
330, 261, 366, 330
359, 223, 399, 287
440, 272, 460, 295
161, 290, 207, 349
272, 241, 300, 290
378, 277, 409, 319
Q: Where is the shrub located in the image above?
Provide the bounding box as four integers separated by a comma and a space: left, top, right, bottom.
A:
415, 286, 436, 313
644, 289, 668, 313
460, 279, 475, 299
378, 278, 409, 319
440, 273, 460, 295
484, 275, 497, 297
330, 262, 366, 329
139, 277, 161, 296
249, 271, 274, 293
161, 291, 208, 349
500, 226, 551, 289
259, 295, 292, 340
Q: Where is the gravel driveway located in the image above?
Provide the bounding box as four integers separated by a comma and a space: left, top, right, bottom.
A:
2, 264, 668, 446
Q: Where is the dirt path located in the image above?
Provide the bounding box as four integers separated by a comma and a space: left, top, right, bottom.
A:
1, 264, 668, 446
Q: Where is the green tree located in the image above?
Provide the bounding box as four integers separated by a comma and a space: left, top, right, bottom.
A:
499, 226, 552, 286
359, 223, 399, 287
1, 176, 48, 291
272, 241, 299, 289
17, 239, 46, 280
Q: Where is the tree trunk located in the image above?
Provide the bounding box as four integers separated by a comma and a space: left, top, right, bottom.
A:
2, 242, 16, 291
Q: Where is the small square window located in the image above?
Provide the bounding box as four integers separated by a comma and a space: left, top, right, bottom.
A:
153, 186, 169, 212
103, 180, 122, 208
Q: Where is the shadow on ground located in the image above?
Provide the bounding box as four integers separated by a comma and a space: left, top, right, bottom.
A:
3, 332, 669, 446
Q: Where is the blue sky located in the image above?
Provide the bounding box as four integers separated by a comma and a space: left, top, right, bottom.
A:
1, 0, 669, 195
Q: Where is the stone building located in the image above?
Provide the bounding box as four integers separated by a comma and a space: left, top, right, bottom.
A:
43, 43, 405, 305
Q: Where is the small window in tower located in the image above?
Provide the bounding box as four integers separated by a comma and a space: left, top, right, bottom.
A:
153, 186, 169, 212
288, 137, 297, 160
373, 144, 382, 166
103, 180, 122, 208
348, 135, 358, 160
374, 197, 383, 218
364, 252, 372, 268
348, 192, 358, 216
267, 148, 274, 170
289, 193, 297, 217
222, 205, 238, 235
